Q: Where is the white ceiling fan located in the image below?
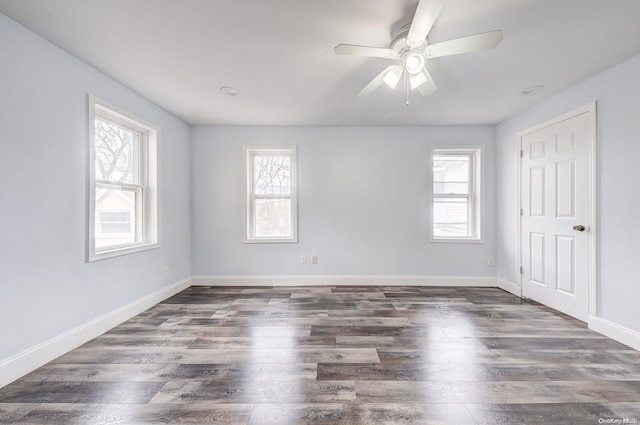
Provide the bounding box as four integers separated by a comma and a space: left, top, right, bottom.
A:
334, 0, 503, 100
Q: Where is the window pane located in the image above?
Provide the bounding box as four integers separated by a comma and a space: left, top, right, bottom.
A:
434, 182, 469, 195
434, 223, 469, 238
95, 118, 137, 184
101, 223, 131, 233
254, 198, 292, 237
434, 197, 469, 223
100, 211, 130, 222
434, 155, 469, 195
95, 188, 137, 249
254, 155, 291, 195
434, 156, 470, 180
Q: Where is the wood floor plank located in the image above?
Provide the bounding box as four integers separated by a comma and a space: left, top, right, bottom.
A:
1, 285, 639, 425
14, 403, 253, 425
165, 363, 317, 381
0, 403, 40, 424
318, 363, 640, 382
249, 402, 478, 424
354, 380, 640, 404
20, 364, 179, 382
0, 381, 165, 404
466, 402, 640, 425
150, 380, 356, 404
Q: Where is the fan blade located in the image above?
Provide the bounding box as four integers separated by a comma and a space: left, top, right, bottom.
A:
416, 68, 438, 96
425, 30, 503, 58
407, 0, 445, 47
334, 44, 397, 59
357, 65, 403, 96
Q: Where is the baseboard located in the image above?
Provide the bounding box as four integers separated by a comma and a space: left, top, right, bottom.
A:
0, 277, 191, 389
497, 277, 521, 297
191, 275, 497, 287
588, 315, 640, 351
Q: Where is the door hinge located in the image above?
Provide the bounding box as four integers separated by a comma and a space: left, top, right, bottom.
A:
520, 149, 524, 158
519, 266, 524, 274
520, 208, 524, 216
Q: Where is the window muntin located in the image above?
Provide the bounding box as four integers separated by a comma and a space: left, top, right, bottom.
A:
432, 148, 481, 241
244, 147, 297, 243
88, 96, 159, 261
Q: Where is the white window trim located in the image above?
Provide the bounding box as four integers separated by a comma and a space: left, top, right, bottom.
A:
243, 145, 298, 243
87, 95, 160, 261
430, 146, 483, 243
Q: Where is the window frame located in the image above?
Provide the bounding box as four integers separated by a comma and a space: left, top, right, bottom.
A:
243, 145, 298, 244
430, 146, 483, 243
87, 95, 160, 261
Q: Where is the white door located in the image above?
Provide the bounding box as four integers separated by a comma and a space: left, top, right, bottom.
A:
520, 106, 594, 321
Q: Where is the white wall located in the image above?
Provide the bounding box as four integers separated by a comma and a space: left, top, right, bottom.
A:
191, 125, 496, 279
0, 14, 191, 366
496, 53, 640, 334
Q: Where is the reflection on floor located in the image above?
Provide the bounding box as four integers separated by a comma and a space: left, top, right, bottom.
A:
1, 286, 640, 424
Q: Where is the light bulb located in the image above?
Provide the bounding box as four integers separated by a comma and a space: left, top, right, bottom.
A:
404, 53, 425, 75
409, 71, 427, 89
382, 66, 402, 89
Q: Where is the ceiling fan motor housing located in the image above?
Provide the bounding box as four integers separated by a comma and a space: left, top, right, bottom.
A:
391, 23, 427, 74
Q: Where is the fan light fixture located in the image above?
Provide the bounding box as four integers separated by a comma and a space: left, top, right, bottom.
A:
383, 66, 403, 89
404, 52, 425, 75
409, 71, 427, 89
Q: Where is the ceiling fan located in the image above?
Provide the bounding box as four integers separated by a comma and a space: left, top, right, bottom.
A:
334, 0, 503, 100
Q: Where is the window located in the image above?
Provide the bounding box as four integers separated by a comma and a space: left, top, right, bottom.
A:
88, 96, 159, 261
244, 146, 297, 243
431, 147, 482, 241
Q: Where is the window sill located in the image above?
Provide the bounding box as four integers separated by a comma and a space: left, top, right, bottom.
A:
88, 242, 160, 262
430, 238, 484, 244
243, 238, 298, 244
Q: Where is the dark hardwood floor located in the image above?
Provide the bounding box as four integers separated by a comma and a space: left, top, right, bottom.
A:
1, 286, 639, 424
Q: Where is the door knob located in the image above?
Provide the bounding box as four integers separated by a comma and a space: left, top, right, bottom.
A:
572, 225, 586, 232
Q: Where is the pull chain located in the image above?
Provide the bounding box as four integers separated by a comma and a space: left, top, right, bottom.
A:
405, 70, 410, 105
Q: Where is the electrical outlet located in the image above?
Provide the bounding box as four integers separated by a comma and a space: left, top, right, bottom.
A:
311, 255, 318, 264
163, 266, 170, 277
487, 257, 494, 266
300, 256, 307, 264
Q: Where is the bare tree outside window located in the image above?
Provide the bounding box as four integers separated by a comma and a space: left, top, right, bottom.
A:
253, 155, 292, 237
93, 119, 141, 249
94, 119, 136, 184
254, 155, 290, 195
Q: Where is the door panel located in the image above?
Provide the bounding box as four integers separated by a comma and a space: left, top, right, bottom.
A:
530, 166, 545, 216
556, 160, 575, 218
530, 233, 545, 285
556, 235, 575, 295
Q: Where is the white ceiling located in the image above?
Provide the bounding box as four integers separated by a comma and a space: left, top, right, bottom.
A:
1, 0, 640, 126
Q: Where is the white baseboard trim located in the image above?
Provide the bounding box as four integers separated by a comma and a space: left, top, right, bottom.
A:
191, 275, 498, 287
0, 277, 191, 389
588, 315, 640, 351
497, 278, 521, 297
